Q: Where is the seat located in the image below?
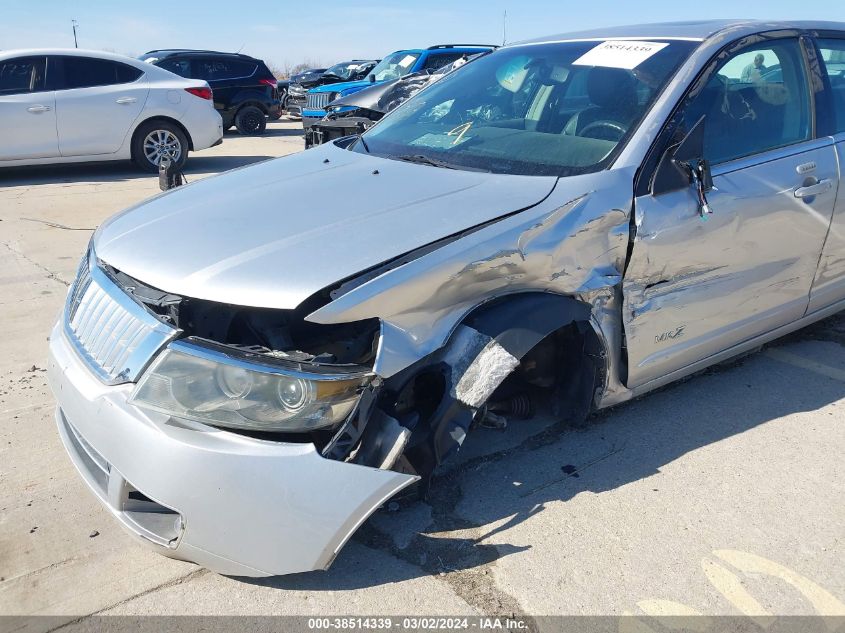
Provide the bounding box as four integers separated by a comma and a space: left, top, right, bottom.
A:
563, 67, 638, 139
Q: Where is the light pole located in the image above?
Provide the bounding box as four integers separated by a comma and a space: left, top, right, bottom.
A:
72, 20, 78, 48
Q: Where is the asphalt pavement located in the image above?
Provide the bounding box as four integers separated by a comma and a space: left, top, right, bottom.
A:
1, 120, 842, 632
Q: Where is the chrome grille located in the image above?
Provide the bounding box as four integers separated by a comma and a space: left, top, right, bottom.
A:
65, 254, 179, 385
306, 92, 331, 110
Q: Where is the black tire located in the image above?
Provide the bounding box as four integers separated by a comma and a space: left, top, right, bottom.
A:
131, 120, 189, 173
235, 105, 267, 135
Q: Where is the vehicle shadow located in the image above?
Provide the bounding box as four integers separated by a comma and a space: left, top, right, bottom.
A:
225, 127, 304, 138
0, 155, 275, 186
243, 313, 845, 591
183, 154, 275, 173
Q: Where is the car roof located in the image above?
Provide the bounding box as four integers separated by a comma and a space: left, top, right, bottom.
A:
0, 48, 197, 83
515, 19, 845, 45
387, 45, 495, 55
0, 48, 143, 63
141, 49, 262, 61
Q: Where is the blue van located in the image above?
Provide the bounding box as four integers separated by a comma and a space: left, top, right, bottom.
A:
301, 45, 494, 127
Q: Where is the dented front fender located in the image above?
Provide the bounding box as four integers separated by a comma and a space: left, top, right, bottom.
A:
308, 168, 636, 380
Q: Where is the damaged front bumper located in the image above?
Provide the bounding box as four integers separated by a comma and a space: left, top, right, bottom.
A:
47, 321, 417, 577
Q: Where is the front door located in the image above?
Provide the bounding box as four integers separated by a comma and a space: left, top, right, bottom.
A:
0, 55, 58, 161
623, 36, 838, 389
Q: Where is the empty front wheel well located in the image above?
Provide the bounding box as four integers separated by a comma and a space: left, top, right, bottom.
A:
368, 293, 608, 485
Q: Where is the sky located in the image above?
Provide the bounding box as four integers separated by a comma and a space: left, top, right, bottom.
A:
2, 0, 844, 73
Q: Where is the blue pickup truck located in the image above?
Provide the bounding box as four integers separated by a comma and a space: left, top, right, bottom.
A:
301, 45, 494, 128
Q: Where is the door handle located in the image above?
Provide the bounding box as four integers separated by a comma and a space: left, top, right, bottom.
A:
26, 104, 52, 113
115, 97, 137, 104
794, 179, 831, 198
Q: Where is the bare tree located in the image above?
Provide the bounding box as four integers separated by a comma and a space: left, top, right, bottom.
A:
290, 58, 323, 75
265, 60, 289, 79
265, 59, 324, 80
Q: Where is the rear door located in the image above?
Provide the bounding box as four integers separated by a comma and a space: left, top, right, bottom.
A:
623, 36, 837, 388
53, 56, 149, 156
0, 55, 58, 160
808, 34, 845, 312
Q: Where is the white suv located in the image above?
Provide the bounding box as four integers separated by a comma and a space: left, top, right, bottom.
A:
0, 49, 223, 172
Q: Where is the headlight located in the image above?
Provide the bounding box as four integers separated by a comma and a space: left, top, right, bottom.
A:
129, 339, 372, 433
329, 92, 341, 103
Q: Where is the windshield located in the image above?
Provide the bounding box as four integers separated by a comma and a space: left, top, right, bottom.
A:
324, 61, 366, 80
369, 52, 421, 82
356, 40, 697, 176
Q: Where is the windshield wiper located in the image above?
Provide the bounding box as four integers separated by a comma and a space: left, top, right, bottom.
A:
393, 154, 458, 169
393, 154, 490, 173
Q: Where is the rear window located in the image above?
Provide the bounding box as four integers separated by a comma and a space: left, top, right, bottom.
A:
193, 58, 257, 80
61, 57, 143, 89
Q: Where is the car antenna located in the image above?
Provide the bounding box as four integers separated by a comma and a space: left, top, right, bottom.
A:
236, 43, 246, 54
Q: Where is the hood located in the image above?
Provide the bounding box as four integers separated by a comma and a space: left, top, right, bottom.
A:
292, 70, 326, 83
332, 72, 433, 114
310, 79, 374, 94
299, 75, 341, 89
95, 144, 557, 310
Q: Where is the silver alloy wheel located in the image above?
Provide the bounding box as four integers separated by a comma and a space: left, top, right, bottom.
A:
142, 129, 182, 166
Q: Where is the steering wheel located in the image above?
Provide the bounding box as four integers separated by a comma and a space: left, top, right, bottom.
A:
578, 120, 627, 141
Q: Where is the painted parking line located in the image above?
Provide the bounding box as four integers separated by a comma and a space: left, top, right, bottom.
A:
623, 550, 845, 632
701, 557, 773, 627
765, 348, 845, 383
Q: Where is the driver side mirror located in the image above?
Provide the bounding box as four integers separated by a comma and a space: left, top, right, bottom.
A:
368, 74, 375, 83
652, 115, 712, 194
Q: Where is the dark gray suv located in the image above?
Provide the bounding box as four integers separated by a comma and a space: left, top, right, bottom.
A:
139, 49, 279, 134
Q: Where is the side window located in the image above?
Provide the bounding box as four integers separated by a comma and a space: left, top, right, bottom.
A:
193, 58, 256, 80
115, 63, 143, 84
679, 39, 811, 164
157, 58, 192, 78
421, 53, 464, 73
193, 59, 229, 80
816, 38, 845, 133
228, 60, 257, 77
352, 63, 374, 79
61, 57, 142, 89
0, 56, 46, 95
554, 68, 591, 112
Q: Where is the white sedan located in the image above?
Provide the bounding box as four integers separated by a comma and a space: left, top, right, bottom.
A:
0, 49, 223, 172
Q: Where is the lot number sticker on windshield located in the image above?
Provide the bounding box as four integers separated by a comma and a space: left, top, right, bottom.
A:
573, 40, 668, 69
399, 55, 417, 68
